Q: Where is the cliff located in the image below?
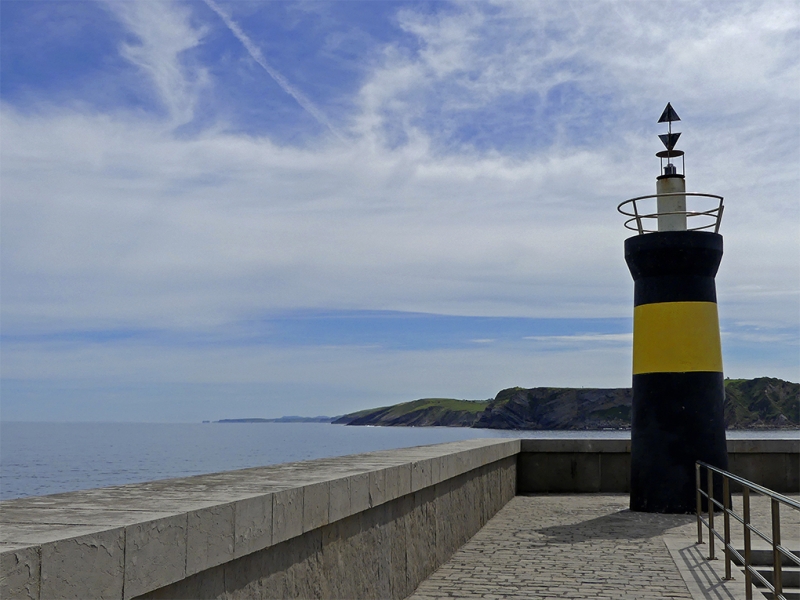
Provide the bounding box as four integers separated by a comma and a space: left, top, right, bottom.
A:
723, 377, 799, 428
473, 386, 632, 430
333, 377, 799, 430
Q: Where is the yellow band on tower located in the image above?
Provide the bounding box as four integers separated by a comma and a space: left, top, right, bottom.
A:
633, 301, 723, 374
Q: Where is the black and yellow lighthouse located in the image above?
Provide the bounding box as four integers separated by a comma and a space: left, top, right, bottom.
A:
618, 104, 728, 513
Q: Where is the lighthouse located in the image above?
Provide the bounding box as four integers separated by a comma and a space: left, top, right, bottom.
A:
618, 104, 729, 513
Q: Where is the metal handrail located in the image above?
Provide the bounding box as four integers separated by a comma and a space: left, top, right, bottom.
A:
696, 461, 800, 600
617, 192, 724, 234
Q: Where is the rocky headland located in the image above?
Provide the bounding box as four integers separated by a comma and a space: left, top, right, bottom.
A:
332, 377, 799, 430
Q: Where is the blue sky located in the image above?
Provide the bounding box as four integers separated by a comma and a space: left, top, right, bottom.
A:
1, 0, 798, 422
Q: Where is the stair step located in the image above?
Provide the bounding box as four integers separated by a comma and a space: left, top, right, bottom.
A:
729, 548, 800, 599
732, 548, 800, 567
760, 591, 799, 600
755, 566, 800, 588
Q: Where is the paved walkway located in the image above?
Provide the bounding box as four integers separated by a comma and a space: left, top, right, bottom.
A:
409, 494, 799, 600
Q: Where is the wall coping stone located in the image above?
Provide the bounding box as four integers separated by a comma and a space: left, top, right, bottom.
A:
520, 439, 631, 453
519, 438, 798, 454
726, 438, 799, 453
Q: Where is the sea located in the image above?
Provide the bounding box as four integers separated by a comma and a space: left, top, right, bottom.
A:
0, 422, 796, 501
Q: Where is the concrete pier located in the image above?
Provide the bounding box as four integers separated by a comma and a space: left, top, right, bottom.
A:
1, 438, 797, 599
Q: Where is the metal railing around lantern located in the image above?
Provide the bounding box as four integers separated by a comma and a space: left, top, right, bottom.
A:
617, 192, 724, 235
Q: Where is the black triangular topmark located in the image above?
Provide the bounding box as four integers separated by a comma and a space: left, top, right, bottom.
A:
658, 132, 681, 150
658, 103, 681, 123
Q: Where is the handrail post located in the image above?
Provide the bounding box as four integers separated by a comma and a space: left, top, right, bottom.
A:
708, 466, 715, 560
632, 199, 643, 235
696, 462, 703, 544
772, 499, 782, 597
743, 487, 752, 600
723, 475, 731, 579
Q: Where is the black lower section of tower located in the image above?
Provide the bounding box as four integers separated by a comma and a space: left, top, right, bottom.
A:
630, 372, 727, 512
625, 231, 729, 513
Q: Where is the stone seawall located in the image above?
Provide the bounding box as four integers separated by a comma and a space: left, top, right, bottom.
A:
0, 439, 519, 600
517, 438, 799, 493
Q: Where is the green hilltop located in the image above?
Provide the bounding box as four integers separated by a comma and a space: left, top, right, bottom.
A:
337, 398, 490, 427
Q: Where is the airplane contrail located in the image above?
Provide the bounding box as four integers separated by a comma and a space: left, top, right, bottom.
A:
204, 0, 344, 141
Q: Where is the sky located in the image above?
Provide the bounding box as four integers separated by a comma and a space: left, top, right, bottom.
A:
1, 0, 798, 422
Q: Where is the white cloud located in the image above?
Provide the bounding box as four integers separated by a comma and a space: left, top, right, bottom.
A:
523, 334, 632, 345
0, 105, 637, 330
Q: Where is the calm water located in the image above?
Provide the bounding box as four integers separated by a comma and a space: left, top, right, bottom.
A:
0, 422, 795, 500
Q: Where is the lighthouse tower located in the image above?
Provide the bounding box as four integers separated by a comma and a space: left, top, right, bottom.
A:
618, 104, 729, 513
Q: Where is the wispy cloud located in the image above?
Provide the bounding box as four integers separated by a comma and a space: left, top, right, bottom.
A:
357, 1, 799, 158
523, 333, 633, 345
107, 1, 208, 125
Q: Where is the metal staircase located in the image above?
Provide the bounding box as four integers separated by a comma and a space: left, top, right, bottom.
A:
696, 462, 800, 600
733, 548, 800, 600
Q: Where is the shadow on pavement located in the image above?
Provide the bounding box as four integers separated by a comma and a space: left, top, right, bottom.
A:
535, 509, 694, 542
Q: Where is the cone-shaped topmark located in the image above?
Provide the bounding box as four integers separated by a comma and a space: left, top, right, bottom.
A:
658, 132, 682, 151
658, 103, 681, 123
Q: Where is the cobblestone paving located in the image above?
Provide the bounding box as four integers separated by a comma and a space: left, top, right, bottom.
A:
409, 494, 697, 600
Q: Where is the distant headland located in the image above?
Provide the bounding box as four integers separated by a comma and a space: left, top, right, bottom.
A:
332, 377, 798, 430
217, 415, 334, 423
214, 377, 798, 430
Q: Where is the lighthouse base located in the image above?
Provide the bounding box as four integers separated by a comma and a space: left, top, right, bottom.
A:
630, 371, 728, 513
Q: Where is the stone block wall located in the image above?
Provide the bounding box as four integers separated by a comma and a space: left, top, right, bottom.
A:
0, 439, 518, 600
517, 439, 631, 493
139, 458, 515, 600
516, 438, 799, 494
725, 439, 799, 493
